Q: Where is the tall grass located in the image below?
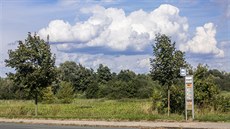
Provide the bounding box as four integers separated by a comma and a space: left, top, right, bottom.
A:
0, 99, 229, 122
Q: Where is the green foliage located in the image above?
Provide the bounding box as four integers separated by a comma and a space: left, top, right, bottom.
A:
98, 73, 156, 99
58, 61, 94, 92
96, 64, 112, 84
151, 84, 185, 114
209, 69, 230, 91
150, 34, 187, 87
194, 64, 219, 108
152, 85, 166, 113
213, 94, 230, 112
150, 34, 187, 115
85, 81, 99, 99
5, 32, 56, 102
117, 70, 136, 82
41, 87, 55, 104
170, 85, 185, 113
56, 81, 74, 103
0, 77, 16, 99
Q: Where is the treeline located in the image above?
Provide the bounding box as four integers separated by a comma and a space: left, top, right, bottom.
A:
0, 62, 229, 100
57, 61, 157, 99
1, 62, 230, 113
0, 62, 157, 100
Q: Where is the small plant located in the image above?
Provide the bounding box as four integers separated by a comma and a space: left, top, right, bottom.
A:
41, 86, 56, 104
56, 81, 74, 103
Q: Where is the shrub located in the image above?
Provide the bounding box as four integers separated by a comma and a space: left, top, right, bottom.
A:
152, 86, 167, 113
85, 81, 99, 99
56, 81, 74, 103
41, 86, 56, 104
213, 94, 230, 112
170, 85, 185, 113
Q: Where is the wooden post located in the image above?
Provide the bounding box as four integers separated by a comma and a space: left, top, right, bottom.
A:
35, 91, 38, 116
168, 86, 170, 116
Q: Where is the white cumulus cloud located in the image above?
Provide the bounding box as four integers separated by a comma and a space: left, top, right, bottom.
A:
38, 4, 188, 52
181, 23, 224, 58
38, 4, 224, 58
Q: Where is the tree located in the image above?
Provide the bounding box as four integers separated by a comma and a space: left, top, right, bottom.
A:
5, 32, 56, 116
96, 64, 112, 84
85, 80, 99, 99
209, 69, 230, 91
150, 34, 187, 116
194, 64, 219, 108
58, 61, 94, 92
117, 70, 136, 82
56, 81, 74, 103
41, 86, 55, 104
0, 77, 15, 99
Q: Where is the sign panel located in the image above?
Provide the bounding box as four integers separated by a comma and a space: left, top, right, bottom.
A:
180, 68, 186, 76
184, 75, 194, 120
185, 75, 194, 111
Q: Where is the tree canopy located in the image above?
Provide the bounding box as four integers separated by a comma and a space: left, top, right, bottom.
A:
150, 34, 187, 115
58, 61, 94, 92
5, 32, 56, 115
150, 34, 187, 87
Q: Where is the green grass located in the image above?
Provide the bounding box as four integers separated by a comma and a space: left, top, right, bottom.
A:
0, 99, 229, 122
220, 91, 230, 97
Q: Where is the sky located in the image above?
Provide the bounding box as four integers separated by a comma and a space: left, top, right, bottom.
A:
0, 0, 230, 77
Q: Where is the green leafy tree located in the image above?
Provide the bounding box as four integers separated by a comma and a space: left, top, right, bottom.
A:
194, 64, 219, 108
5, 32, 56, 116
209, 69, 230, 91
85, 80, 99, 99
150, 34, 187, 116
58, 61, 94, 92
0, 77, 15, 99
117, 70, 136, 82
97, 64, 112, 84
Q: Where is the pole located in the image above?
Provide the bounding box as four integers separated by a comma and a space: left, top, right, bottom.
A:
192, 76, 194, 120
35, 91, 38, 116
185, 76, 187, 121
168, 88, 170, 116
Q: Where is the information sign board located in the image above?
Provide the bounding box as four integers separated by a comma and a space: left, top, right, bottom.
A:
185, 75, 194, 120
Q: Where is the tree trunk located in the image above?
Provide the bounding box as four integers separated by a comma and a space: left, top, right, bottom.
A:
35, 91, 38, 116
168, 86, 170, 116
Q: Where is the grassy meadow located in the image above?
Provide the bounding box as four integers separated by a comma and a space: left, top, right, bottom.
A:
0, 99, 229, 122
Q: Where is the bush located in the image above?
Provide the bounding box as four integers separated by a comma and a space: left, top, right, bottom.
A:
41, 86, 56, 104
213, 94, 230, 112
56, 81, 74, 103
0, 78, 15, 99
170, 85, 185, 113
152, 86, 167, 114
85, 81, 99, 99
151, 84, 185, 114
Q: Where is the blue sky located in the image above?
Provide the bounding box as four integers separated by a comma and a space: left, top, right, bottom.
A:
0, 0, 230, 77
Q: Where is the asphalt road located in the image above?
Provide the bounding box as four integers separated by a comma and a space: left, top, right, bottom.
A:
0, 123, 136, 129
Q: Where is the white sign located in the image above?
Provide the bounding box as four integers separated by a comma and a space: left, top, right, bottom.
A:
180, 68, 186, 76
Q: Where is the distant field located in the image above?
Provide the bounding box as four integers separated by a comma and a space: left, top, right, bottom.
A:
0, 99, 229, 122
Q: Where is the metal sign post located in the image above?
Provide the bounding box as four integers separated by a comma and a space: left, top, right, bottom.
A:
185, 75, 194, 120
180, 68, 194, 121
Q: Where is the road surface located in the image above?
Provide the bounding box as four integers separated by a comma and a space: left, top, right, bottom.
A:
0, 123, 136, 129
0, 118, 230, 129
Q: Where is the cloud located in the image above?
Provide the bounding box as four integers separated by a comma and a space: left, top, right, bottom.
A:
181, 23, 224, 58
38, 4, 189, 53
